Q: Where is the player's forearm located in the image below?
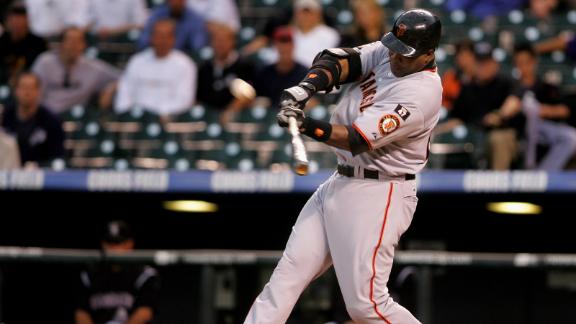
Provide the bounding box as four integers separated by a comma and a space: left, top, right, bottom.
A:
325, 124, 351, 151
302, 121, 368, 154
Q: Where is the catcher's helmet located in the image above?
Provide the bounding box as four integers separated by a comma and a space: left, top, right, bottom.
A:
381, 9, 441, 57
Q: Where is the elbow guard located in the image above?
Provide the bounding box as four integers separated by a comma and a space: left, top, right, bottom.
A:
305, 48, 362, 93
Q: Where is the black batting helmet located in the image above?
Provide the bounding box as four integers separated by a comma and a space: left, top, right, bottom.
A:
381, 9, 442, 57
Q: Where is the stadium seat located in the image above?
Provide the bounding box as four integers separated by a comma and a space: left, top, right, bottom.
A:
429, 124, 485, 169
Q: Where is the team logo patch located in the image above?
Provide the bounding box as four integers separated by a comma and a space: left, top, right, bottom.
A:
394, 104, 411, 121
397, 23, 407, 37
378, 114, 400, 135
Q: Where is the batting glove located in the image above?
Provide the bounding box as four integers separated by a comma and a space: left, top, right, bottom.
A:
279, 85, 313, 110
277, 105, 306, 128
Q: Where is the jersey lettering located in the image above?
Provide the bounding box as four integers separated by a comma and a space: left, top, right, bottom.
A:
330, 42, 441, 176
359, 72, 377, 112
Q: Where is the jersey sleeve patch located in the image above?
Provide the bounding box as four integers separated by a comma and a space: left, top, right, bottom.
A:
394, 104, 411, 121
378, 114, 401, 136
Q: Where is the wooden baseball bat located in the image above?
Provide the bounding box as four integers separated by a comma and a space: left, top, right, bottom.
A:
287, 116, 309, 176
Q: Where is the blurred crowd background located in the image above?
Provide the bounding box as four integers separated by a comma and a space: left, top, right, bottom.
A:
0, 0, 576, 173
2, 1, 576, 323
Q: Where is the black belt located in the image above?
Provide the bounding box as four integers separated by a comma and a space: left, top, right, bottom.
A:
337, 164, 415, 180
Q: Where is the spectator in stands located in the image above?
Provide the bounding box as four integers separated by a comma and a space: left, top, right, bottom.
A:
0, 0, 17, 20
292, 0, 339, 67
139, 0, 207, 52
87, 0, 148, 40
535, 32, 576, 62
0, 4, 47, 85
253, 27, 308, 108
511, 43, 576, 170
115, 19, 197, 117
24, 0, 90, 38
529, 0, 559, 20
0, 131, 20, 169
32, 27, 120, 114
75, 220, 160, 324
197, 23, 256, 125
187, 0, 240, 32
1, 72, 64, 167
438, 42, 524, 170
239, 7, 292, 59
0, 105, 21, 169
441, 39, 476, 110
339, 0, 386, 48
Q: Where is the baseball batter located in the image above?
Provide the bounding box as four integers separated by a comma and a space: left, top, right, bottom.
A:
245, 9, 442, 324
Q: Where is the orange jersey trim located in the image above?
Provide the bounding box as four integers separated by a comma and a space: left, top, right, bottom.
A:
369, 183, 394, 324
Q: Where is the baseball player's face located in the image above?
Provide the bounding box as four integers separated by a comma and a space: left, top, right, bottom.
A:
389, 50, 434, 77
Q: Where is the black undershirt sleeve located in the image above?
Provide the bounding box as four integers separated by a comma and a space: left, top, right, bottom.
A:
346, 125, 370, 155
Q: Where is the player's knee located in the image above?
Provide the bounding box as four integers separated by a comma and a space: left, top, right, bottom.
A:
277, 249, 324, 280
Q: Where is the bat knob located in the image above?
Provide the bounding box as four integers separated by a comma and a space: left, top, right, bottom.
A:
294, 163, 309, 176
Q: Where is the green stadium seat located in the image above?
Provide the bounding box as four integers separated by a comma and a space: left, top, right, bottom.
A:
255, 122, 289, 142
268, 143, 293, 170
225, 149, 259, 171
307, 151, 337, 171
0, 84, 12, 104
429, 124, 485, 169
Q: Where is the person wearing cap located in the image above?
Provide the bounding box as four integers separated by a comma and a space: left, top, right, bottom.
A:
292, 0, 339, 67
443, 42, 524, 170
253, 26, 308, 108
75, 220, 160, 324
246, 9, 443, 324
440, 39, 476, 111
0, 4, 47, 84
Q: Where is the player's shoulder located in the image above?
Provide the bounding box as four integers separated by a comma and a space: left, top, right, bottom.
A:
356, 40, 387, 54
406, 67, 442, 91
388, 71, 442, 111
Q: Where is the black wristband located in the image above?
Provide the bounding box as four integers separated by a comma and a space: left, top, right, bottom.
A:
301, 117, 332, 142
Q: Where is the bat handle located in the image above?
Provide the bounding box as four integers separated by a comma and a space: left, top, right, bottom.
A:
288, 117, 309, 176
287, 116, 299, 136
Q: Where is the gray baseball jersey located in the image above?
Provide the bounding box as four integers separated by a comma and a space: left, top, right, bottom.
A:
332, 41, 442, 176
245, 41, 442, 324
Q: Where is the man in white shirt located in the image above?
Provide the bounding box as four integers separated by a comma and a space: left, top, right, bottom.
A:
115, 19, 197, 116
87, 0, 148, 39
25, 0, 90, 38
293, 0, 339, 67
